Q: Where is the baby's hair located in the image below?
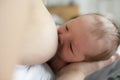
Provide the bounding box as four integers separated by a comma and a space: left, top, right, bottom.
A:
84, 13, 120, 61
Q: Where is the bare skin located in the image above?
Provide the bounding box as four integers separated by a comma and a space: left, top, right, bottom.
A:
48, 15, 113, 73
0, 0, 57, 80
56, 54, 120, 80
0, 0, 118, 80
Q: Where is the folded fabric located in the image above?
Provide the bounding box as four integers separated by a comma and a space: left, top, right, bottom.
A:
13, 63, 55, 80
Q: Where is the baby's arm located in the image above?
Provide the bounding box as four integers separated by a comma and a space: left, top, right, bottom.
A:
56, 58, 114, 80
56, 68, 85, 80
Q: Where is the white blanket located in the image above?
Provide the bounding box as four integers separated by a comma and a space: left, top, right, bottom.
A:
13, 63, 55, 80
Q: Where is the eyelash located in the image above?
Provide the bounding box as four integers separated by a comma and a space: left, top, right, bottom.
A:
70, 42, 73, 53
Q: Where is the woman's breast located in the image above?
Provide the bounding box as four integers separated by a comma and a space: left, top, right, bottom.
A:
21, 24, 58, 65
19, 1, 58, 65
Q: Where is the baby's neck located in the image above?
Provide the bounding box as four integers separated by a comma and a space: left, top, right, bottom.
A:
48, 55, 67, 73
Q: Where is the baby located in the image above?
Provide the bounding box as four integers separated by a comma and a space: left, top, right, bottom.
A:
48, 13, 120, 74
13, 13, 120, 80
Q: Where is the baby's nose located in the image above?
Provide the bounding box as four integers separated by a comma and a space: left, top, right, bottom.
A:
58, 33, 67, 46
57, 26, 64, 35
58, 29, 62, 35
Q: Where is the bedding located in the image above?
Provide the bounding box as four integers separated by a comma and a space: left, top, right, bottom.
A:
13, 63, 55, 80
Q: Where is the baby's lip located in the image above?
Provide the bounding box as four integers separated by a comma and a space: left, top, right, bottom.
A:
58, 35, 61, 44
58, 38, 62, 49
57, 40, 61, 52
58, 34, 63, 48
58, 37, 60, 44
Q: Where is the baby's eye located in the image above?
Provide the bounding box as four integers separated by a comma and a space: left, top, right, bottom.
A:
69, 42, 73, 53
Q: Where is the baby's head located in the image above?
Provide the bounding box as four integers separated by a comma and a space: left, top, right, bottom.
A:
57, 13, 120, 62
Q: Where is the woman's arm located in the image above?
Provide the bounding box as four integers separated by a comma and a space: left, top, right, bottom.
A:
56, 58, 114, 80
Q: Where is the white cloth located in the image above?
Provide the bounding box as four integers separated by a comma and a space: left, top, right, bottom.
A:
13, 63, 55, 80
116, 46, 120, 54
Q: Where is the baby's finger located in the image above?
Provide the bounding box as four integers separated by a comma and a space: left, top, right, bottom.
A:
111, 53, 120, 62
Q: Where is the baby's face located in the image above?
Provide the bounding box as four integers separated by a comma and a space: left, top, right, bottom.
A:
57, 15, 104, 62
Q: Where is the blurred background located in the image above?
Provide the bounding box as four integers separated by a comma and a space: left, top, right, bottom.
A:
43, 0, 120, 27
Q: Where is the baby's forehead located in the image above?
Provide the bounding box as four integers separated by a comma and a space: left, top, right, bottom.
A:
80, 14, 110, 23
79, 15, 103, 25
66, 14, 114, 32
66, 14, 100, 24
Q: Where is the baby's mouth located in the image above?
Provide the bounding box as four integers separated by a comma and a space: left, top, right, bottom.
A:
58, 38, 60, 44
58, 38, 62, 51
58, 39, 60, 47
